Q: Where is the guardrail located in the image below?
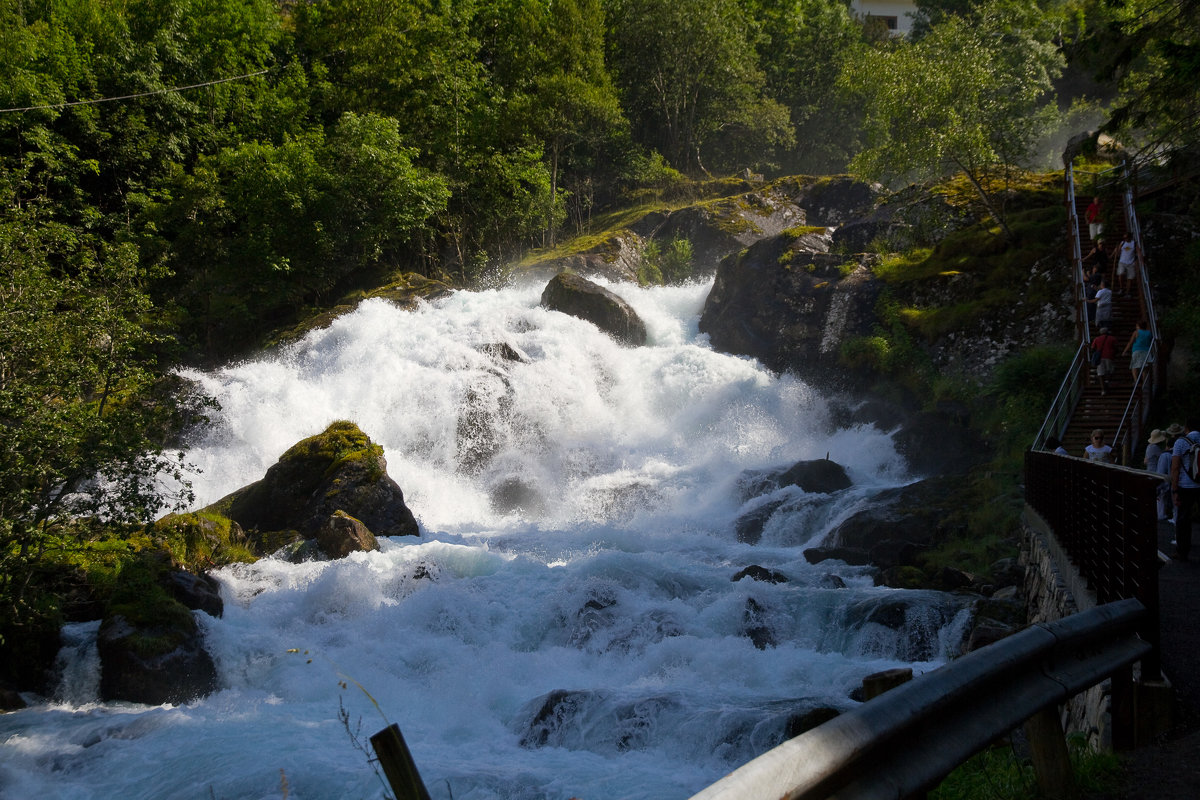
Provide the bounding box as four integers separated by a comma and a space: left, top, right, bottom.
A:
1032, 341, 1088, 451
1024, 450, 1161, 676
687, 599, 1150, 800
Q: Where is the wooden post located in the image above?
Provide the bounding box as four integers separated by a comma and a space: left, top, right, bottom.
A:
370, 723, 433, 800
1024, 706, 1077, 800
862, 667, 913, 700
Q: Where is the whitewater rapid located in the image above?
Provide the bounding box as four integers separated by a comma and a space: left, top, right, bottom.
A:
0, 279, 971, 800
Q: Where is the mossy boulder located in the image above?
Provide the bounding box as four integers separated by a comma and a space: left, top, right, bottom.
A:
540, 272, 647, 346
152, 511, 253, 569
97, 609, 218, 705
212, 422, 415, 544
211, 421, 419, 553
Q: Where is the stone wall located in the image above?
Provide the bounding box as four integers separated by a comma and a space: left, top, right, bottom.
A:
1020, 507, 1113, 751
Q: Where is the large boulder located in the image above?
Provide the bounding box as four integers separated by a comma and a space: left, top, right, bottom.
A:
540, 272, 647, 346
808, 476, 965, 573
97, 611, 218, 705
699, 232, 882, 380
213, 421, 419, 552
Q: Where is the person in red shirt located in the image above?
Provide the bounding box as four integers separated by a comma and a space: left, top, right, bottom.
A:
1086, 197, 1103, 240
1091, 326, 1118, 395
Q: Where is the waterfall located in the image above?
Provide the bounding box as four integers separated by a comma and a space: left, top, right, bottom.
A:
0, 278, 971, 800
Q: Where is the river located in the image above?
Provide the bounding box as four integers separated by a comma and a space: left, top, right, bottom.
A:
0, 278, 971, 799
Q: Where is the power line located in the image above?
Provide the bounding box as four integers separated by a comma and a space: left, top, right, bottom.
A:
0, 69, 271, 114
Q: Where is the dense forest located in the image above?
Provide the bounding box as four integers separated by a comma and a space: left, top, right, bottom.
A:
1, 0, 1198, 680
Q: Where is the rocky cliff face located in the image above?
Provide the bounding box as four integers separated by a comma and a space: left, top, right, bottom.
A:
698, 232, 882, 382
519, 175, 882, 282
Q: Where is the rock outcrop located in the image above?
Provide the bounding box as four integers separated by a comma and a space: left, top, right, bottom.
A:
540, 271, 647, 346
520, 176, 881, 283
97, 610, 218, 705
699, 232, 882, 381
213, 420, 419, 554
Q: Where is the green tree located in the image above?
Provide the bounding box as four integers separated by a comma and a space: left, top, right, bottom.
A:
145, 112, 450, 355
748, 0, 866, 174
841, 9, 1062, 236
476, 0, 627, 243
609, 0, 794, 175
0, 204, 199, 651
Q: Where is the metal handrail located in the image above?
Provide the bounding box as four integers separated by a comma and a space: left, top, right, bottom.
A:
687, 600, 1150, 800
1032, 341, 1088, 450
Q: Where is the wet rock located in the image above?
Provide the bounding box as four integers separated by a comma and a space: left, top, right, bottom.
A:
738, 458, 852, 501
732, 565, 789, 584
742, 597, 776, 650
213, 421, 419, 552
477, 342, 526, 363
540, 272, 647, 346
827, 476, 963, 561
490, 477, 545, 515
878, 566, 928, 589
315, 511, 379, 559
817, 573, 848, 589
161, 570, 223, 618
97, 613, 217, 705
699, 233, 881, 379
0, 682, 26, 712
734, 499, 787, 545
964, 621, 1017, 652
804, 546, 872, 567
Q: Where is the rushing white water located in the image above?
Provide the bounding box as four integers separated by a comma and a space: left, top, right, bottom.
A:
0, 279, 972, 800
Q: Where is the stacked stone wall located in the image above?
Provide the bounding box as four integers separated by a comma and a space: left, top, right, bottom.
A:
1020, 509, 1112, 751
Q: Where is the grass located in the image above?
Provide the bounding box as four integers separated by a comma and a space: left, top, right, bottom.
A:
930, 733, 1123, 800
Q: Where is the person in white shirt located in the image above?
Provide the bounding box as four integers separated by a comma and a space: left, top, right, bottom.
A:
1085, 429, 1113, 462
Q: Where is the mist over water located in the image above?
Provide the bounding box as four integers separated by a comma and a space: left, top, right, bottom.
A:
0, 278, 972, 800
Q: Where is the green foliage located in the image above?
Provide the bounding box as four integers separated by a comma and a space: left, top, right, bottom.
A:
145, 112, 450, 355
930, 733, 1122, 800
0, 200, 200, 643
609, 0, 794, 175
748, 0, 866, 173
638, 235, 696, 285
841, 7, 1063, 235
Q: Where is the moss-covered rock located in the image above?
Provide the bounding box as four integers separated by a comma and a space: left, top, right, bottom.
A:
211, 421, 419, 552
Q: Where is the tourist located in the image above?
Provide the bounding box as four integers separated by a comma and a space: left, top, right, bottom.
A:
1090, 326, 1118, 395
1085, 196, 1103, 240
1111, 231, 1139, 295
1045, 436, 1070, 456
1086, 429, 1113, 462
1088, 278, 1113, 331
1082, 239, 1109, 267
1160, 424, 1186, 522
1169, 418, 1200, 560
1145, 429, 1166, 470
1122, 319, 1153, 383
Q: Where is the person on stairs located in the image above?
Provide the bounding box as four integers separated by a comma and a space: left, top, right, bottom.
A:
1086, 197, 1104, 241
1086, 429, 1113, 462
1091, 326, 1118, 395
1122, 319, 1153, 384
1111, 231, 1139, 296
1088, 278, 1113, 331
1169, 418, 1200, 560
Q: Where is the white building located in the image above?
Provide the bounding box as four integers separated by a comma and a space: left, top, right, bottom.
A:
850, 0, 919, 36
